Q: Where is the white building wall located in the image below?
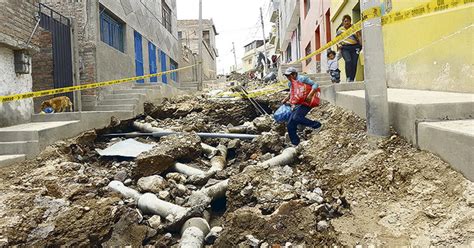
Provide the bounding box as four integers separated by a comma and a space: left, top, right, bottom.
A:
0, 46, 33, 127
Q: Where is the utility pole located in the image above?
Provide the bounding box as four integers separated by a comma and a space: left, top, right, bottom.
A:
197, 0, 203, 91
259, 7, 268, 76
232, 42, 238, 72
361, 0, 390, 137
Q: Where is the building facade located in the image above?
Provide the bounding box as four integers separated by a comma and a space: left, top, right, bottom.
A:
36, 0, 181, 102
299, 0, 331, 74
241, 40, 275, 73
178, 19, 218, 81
0, 0, 40, 127
279, 0, 302, 64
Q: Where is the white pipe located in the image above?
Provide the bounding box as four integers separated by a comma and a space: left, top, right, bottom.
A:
133, 121, 170, 133
188, 145, 227, 184
107, 181, 142, 201
186, 179, 229, 207
258, 147, 297, 167
179, 218, 210, 248
201, 143, 218, 157
171, 162, 205, 176
208, 145, 227, 173
138, 193, 189, 220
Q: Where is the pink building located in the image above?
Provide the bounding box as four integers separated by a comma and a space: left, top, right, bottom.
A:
299, 0, 332, 74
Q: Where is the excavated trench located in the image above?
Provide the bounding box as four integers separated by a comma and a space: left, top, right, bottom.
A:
0, 94, 472, 247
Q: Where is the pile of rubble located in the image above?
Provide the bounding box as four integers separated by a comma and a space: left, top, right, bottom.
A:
0, 95, 472, 247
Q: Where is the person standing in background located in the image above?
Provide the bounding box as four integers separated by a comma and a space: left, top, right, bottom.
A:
336, 15, 362, 82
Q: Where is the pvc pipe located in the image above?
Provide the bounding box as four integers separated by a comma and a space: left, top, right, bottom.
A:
138, 193, 189, 220
132, 121, 258, 140
186, 179, 229, 207
107, 181, 142, 201
259, 147, 297, 167
104, 131, 259, 140
179, 218, 210, 248
171, 162, 205, 176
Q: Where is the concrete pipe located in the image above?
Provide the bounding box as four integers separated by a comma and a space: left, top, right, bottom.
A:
171, 162, 206, 176
201, 143, 218, 158
107, 180, 142, 201
208, 145, 227, 174
186, 179, 229, 207
259, 147, 297, 167
133, 121, 170, 133
179, 218, 210, 248
138, 193, 189, 220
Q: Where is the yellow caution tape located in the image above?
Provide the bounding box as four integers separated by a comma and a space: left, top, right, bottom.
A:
381, 0, 472, 25
0, 64, 197, 103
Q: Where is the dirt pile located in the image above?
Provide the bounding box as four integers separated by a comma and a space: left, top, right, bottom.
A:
0, 94, 472, 247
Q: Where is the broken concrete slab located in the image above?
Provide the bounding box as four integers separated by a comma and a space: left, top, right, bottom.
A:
96, 139, 154, 158
133, 134, 201, 179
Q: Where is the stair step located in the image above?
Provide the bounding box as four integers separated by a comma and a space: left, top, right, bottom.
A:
0, 141, 40, 158
94, 105, 136, 111
113, 89, 149, 95
0, 154, 26, 167
104, 93, 145, 100
98, 99, 139, 105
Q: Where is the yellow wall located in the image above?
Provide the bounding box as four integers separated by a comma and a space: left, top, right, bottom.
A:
383, 2, 474, 93
330, 0, 473, 92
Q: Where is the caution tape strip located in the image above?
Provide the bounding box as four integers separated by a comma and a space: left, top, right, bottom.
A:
290, 0, 472, 65
0, 64, 197, 103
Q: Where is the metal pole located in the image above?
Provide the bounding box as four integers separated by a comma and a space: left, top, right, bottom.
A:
197, 0, 203, 91
232, 42, 238, 72
361, 0, 390, 137
259, 7, 268, 76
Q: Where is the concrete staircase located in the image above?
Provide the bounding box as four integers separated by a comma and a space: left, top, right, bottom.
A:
179, 81, 199, 92
0, 121, 81, 164
0, 83, 186, 168
83, 88, 146, 114
306, 73, 332, 86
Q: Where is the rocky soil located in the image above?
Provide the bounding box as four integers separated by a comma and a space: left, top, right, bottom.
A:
0, 94, 472, 247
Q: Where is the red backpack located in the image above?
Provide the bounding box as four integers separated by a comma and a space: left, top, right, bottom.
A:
289, 79, 321, 108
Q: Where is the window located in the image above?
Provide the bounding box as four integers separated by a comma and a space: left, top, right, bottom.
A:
203, 30, 210, 46
170, 59, 178, 82
162, 0, 172, 33
148, 42, 157, 82
134, 31, 144, 83
304, 0, 310, 17
100, 9, 124, 52
178, 31, 183, 40
305, 42, 312, 65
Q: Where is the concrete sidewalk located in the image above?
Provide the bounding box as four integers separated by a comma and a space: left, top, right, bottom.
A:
0, 111, 135, 166
320, 84, 474, 181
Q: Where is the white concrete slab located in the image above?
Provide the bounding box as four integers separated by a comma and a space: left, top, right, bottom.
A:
0, 154, 26, 167
418, 120, 474, 181
335, 89, 474, 144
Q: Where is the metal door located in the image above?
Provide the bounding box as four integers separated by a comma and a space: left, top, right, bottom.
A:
39, 4, 74, 107
160, 50, 168, 84
134, 31, 144, 83
148, 42, 157, 83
